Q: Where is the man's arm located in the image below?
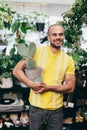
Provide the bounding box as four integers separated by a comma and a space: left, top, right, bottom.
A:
13, 60, 46, 91
48, 74, 76, 93
34, 74, 76, 94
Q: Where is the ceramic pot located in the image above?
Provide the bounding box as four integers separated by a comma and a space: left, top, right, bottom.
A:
0, 77, 13, 88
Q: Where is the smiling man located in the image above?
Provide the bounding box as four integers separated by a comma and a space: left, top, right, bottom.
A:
13, 24, 76, 130
48, 24, 64, 49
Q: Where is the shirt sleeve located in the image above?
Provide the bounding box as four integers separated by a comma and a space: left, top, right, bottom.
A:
65, 56, 75, 74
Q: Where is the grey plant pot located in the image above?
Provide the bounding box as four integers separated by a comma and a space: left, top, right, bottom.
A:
25, 67, 43, 82
20, 67, 43, 88
0, 77, 13, 88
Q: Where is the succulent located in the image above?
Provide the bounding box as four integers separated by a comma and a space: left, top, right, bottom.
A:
17, 42, 36, 70
26, 57, 36, 70
17, 42, 43, 82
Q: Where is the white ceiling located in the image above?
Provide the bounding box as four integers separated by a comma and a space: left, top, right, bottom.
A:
3, 0, 75, 5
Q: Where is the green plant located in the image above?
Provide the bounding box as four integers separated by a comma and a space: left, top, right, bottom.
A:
0, 52, 12, 84
11, 13, 37, 44
17, 42, 37, 70
17, 42, 43, 82
0, 2, 16, 30
0, 2, 16, 45
11, 12, 48, 44
58, 0, 87, 50
57, 0, 87, 86
0, 53, 12, 78
0, 45, 22, 84
0, 2, 12, 30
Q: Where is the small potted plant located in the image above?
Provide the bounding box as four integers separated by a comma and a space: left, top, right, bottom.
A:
17, 42, 43, 82
0, 52, 13, 88
0, 45, 22, 88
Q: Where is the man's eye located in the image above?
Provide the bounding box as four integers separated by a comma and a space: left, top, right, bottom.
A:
59, 33, 64, 36
52, 33, 64, 36
52, 34, 57, 36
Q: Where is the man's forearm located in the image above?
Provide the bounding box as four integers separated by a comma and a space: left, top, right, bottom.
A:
47, 84, 75, 94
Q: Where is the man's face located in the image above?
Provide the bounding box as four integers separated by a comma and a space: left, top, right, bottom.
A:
48, 25, 65, 49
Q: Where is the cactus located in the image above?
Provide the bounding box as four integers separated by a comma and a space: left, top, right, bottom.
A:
26, 57, 36, 70
17, 42, 43, 82
17, 42, 36, 69
28, 42, 36, 57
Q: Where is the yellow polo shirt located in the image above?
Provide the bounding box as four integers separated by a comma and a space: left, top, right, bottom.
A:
29, 45, 75, 110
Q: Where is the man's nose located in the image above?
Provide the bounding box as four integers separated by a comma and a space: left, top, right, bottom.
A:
56, 34, 60, 38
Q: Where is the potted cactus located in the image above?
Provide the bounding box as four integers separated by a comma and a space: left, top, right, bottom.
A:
17, 42, 43, 83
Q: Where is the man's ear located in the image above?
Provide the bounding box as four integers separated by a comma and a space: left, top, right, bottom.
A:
47, 36, 50, 41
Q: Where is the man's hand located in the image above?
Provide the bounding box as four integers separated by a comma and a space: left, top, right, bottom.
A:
32, 82, 48, 94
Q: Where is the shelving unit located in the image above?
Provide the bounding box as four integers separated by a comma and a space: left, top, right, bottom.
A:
0, 84, 30, 130
63, 85, 87, 130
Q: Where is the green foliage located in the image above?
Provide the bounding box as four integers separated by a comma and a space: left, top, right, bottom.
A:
0, 45, 22, 83
0, 1, 48, 45
57, 0, 87, 50
0, 2, 16, 30
0, 20, 4, 30
68, 49, 87, 73
57, 0, 87, 85
12, 20, 21, 33
0, 53, 12, 78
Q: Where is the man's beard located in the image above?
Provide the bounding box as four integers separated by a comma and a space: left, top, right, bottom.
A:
50, 42, 61, 49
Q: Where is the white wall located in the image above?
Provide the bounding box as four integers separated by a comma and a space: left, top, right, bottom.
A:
3, 1, 72, 16
3, 0, 75, 5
